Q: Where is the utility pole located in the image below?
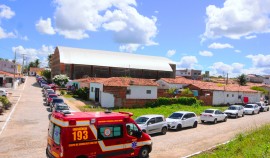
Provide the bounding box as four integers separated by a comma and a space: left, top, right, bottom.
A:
13, 51, 16, 88
21, 54, 26, 75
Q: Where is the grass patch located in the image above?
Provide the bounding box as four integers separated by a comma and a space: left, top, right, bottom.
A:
193, 124, 270, 158
79, 104, 227, 119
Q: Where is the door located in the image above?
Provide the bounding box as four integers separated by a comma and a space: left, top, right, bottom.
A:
181, 114, 189, 127
95, 88, 100, 102
146, 118, 159, 134
0, 77, 3, 87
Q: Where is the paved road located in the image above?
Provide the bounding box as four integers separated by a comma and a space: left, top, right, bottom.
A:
1, 77, 270, 158
150, 110, 270, 158
0, 77, 49, 158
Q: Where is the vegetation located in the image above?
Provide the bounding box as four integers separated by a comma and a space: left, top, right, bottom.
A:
52, 74, 69, 88
0, 96, 12, 110
79, 104, 227, 119
47, 54, 52, 68
181, 88, 193, 95
145, 97, 198, 108
27, 59, 41, 70
41, 70, 51, 80
74, 87, 90, 100
194, 124, 270, 158
251, 86, 268, 94
167, 88, 177, 95
237, 74, 247, 86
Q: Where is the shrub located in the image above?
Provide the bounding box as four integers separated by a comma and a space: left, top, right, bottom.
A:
74, 87, 89, 100
60, 90, 66, 95
145, 97, 198, 108
0, 96, 12, 110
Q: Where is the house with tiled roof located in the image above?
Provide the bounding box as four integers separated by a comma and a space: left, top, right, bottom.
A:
187, 82, 261, 105
72, 77, 106, 88
89, 77, 158, 108
157, 77, 193, 89
29, 67, 45, 76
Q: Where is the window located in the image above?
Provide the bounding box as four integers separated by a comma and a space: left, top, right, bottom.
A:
146, 90, 151, 94
156, 117, 163, 123
126, 89, 131, 95
98, 125, 122, 140
227, 94, 229, 97
232, 94, 234, 97
126, 123, 139, 137
53, 125, 61, 145
91, 87, 94, 92
48, 122, 54, 138
189, 113, 195, 118
183, 114, 189, 119
148, 118, 156, 124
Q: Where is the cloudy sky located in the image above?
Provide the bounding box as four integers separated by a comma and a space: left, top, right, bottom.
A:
0, 0, 270, 77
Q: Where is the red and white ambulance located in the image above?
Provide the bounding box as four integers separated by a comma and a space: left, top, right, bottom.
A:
46, 111, 152, 158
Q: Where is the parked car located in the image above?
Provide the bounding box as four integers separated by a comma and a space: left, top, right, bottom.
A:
50, 98, 64, 110
42, 85, 52, 92
135, 114, 168, 135
255, 102, 269, 112
0, 89, 8, 97
200, 109, 227, 124
46, 94, 58, 106
44, 89, 54, 97
51, 103, 70, 112
244, 104, 260, 115
166, 111, 198, 131
224, 105, 245, 118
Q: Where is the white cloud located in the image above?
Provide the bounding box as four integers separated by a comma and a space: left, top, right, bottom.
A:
245, 35, 257, 39
199, 50, 213, 57
0, 5, 16, 39
203, 0, 270, 40
246, 54, 270, 68
208, 42, 234, 49
21, 36, 28, 41
209, 62, 244, 77
177, 56, 198, 69
166, 49, 176, 57
40, 0, 157, 51
0, 27, 16, 39
119, 44, 140, 53
12, 45, 54, 67
36, 18, 55, 35
234, 50, 241, 53
0, 5, 15, 19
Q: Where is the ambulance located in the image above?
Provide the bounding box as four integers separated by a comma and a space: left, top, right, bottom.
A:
46, 111, 152, 158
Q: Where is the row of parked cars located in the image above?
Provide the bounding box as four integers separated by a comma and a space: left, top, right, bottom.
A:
36, 75, 71, 113
134, 102, 269, 135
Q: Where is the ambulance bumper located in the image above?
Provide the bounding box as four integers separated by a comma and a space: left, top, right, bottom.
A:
46, 147, 55, 158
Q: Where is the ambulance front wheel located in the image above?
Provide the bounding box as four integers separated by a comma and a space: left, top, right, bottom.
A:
139, 146, 150, 158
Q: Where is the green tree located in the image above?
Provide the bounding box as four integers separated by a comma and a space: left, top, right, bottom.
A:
34, 59, 40, 68
237, 74, 247, 86
181, 88, 193, 95
53, 74, 69, 88
41, 70, 51, 80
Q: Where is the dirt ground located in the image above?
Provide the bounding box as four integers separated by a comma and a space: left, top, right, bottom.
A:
1, 76, 270, 158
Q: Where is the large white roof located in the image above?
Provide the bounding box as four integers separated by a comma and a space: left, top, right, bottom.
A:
57, 46, 175, 72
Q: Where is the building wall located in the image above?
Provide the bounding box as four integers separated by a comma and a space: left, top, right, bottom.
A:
0, 61, 20, 74
263, 76, 270, 84
126, 86, 157, 99
51, 48, 61, 78
156, 79, 188, 89
89, 83, 103, 102
213, 91, 260, 105
100, 92, 114, 108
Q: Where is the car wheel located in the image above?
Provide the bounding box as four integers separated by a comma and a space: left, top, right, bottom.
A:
139, 146, 149, 158
252, 111, 254, 115
224, 117, 227, 122
201, 120, 205, 123
161, 127, 167, 135
177, 124, 182, 131
236, 114, 239, 118
268, 108, 269, 111
242, 113, 244, 117
213, 119, 217, 124
193, 121, 198, 128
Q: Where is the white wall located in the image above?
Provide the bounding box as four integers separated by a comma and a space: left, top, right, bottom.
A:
156, 79, 187, 89
126, 86, 157, 99
213, 91, 260, 105
101, 92, 114, 108
89, 83, 103, 102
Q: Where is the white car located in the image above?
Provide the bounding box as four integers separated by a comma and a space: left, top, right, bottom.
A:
224, 105, 245, 118
255, 102, 269, 112
244, 104, 260, 115
166, 111, 198, 131
200, 109, 227, 124
135, 114, 168, 135
0, 89, 8, 97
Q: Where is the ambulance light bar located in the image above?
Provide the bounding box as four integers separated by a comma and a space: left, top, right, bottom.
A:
119, 111, 133, 116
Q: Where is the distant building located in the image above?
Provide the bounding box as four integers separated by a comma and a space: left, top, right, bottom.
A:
0, 60, 21, 75
176, 69, 202, 80
51, 46, 176, 80
263, 75, 270, 85
246, 74, 264, 83
29, 67, 45, 76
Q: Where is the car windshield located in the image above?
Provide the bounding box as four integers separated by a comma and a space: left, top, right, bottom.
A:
56, 105, 69, 110
49, 95, 57, 98
256, 103, 261, 106
204, 110, 214, 113
168, 113, 183, 119
53, 99, 64, 103
245, 105, 253, 108
135, 117, 149, 124
228, 106, 237, 110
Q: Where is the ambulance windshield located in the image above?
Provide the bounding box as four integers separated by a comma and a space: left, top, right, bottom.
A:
135, 117, 149, 124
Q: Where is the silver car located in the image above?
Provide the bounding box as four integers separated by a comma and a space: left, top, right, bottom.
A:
244, 104, 260, 115
135, 114, 168, 135
224, 105, 245, 118
200, 109, 227, 124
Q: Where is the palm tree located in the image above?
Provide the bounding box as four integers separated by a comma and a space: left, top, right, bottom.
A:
34, 59, 40, 68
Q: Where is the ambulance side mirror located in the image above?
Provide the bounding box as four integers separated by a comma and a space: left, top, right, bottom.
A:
135, 131, 142, 138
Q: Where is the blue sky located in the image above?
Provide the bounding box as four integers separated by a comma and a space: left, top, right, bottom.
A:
1, 0, 270, 77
